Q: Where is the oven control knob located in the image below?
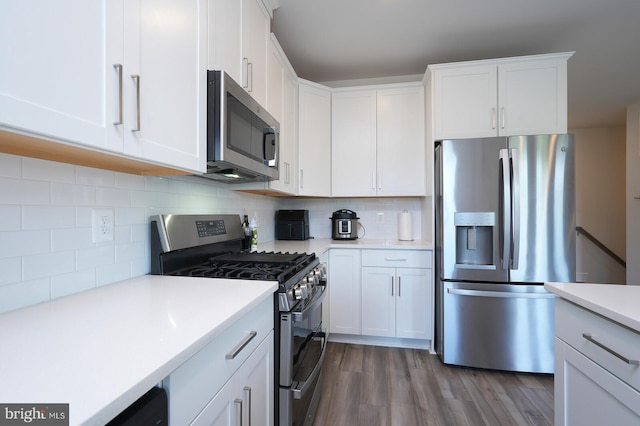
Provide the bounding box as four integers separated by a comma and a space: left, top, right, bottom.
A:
294, 284, 309, 300
305, 275, 319, 285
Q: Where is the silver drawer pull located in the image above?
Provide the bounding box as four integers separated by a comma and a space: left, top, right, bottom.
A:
582, 333, 640, 366
383, 258, 407, 262
225, 331, 257, 360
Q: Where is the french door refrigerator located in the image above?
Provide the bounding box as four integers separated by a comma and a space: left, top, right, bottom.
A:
434, 134, 575, 373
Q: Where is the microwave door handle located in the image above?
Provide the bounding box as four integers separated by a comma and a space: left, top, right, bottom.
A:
510, 148, 520, 270
499, 148, 511, 270
263, 128, 277, 167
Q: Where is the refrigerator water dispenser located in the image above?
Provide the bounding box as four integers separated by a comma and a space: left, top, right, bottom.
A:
454, 212, 495, 269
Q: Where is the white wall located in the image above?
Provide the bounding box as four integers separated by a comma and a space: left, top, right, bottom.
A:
626, 102, 640, 284
0, 153, 280, 314
572, 127, 626, 283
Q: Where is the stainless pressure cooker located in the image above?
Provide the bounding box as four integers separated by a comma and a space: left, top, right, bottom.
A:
331, 209, 359, 240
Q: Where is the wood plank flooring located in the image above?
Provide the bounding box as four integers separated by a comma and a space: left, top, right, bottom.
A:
312, 343, 554, 426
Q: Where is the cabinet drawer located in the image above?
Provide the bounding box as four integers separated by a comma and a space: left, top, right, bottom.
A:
556, 298, 640, 392
167, 296, 273, 425
361, 249, 432, 268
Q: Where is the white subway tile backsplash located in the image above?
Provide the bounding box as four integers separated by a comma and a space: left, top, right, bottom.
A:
22, 157, 75, 183
51, 270, 96, 300
0, 177, 50, 205
51, 182, 96, 206
51, 228, 93, 252
0, 206, 21, 231
0, 257, 22, 286
0, 153, 21, 178
23, 251, 75, 281
0, 278, 50, 313
23, 205, 76, 230
0, 230, 50, 258
0, 154, 426, 314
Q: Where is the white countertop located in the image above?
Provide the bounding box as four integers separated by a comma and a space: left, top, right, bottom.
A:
0, 275, 277, 425
259, 238, 432, 255
545, 282, 640, 333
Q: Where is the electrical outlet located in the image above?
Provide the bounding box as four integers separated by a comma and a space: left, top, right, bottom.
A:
92, 208, 114, 243
376, 212, 384, 224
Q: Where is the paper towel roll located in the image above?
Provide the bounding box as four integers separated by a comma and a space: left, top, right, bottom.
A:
398, 210, 413, 241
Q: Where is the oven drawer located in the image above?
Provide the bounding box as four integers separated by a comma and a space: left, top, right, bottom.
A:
556, 298, 640, 392
361, 249, 432, 268
166, 296, 274, 425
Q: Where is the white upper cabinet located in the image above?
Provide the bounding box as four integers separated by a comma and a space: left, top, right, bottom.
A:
210, 0, 270, 107
265, 35, 298, 195
298, 79, 331, 197
0, 0, 120, 151
332, 84, 426, 197
122, 0, 207, 172
429, 52, 573, 140
0, 0, 206, 174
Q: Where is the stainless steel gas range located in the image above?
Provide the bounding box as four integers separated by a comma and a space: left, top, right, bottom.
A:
150, 214, 327, 426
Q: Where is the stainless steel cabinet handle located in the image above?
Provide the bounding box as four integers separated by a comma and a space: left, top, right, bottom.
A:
113, 64, 123, 125
500, 107, 506, 129
391, 276, 394, 296
384, 258, 407, 262
244, 386, 252, 426
372, 172, 376, 190
131, 75, 141, 132
398, 277, 401, 297
234, 398, 242, 426
300, 169, 304, 189
491, 107, 496, 129
242, 57, 249, 89
225, 331, 257, 359
582, 333, 640, 366
248, 61, 253, 93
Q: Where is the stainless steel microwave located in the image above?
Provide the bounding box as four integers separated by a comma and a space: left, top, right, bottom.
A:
204, 70, 279, 183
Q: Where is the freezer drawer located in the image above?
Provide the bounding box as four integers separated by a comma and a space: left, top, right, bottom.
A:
441, 281, 555, 373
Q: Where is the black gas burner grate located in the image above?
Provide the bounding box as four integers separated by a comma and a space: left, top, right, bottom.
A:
173, 251, 316, 283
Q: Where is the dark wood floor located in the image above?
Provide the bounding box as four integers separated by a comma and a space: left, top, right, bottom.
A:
313, 342, 554, 426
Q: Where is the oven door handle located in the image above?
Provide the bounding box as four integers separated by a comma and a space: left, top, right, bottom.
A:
292, 331, 326, 400
292, 284, 327, 322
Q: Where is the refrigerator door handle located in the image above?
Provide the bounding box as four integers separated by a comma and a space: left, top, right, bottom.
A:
447, 288, 555, 299
510, 148, 520, 270
499, 149, 511, 270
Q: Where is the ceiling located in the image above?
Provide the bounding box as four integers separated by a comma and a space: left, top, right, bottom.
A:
271, 0, 640, 129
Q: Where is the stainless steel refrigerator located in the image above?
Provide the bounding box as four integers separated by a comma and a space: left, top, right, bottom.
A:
434, 134, 575, 374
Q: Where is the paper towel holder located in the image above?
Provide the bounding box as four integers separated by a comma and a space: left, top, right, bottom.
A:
398, 210, 413, 241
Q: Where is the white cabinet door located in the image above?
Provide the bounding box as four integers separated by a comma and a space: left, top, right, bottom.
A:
328, 249, 361, 335
555, 338, 640, 426
192, 332, 274, 426
498, 58, 568, 136
298, 80, 331, 197
432, 65, 497, 139
396, 268, 432, 340
0, 0, 121, 151
331, 90, 377, 197
361, 266, 431, 339
361, 267, 395, 337
241, 0, 270, 107
376, 86, 426, 196
208, 0, 242, 81
431, 53, 571, 140
265, 35, 297, 195
122, 0, 206, 173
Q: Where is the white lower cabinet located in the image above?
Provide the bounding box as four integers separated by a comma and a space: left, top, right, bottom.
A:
361, 250, 432, 340
328, 249, 361, 335
554, 298, 640, 425
328, 248, 433, 345
191, 332, 274, 426
166, 296, 273, 426
361, 267, 431, 339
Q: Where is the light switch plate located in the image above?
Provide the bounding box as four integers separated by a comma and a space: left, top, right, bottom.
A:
92, 208, 114, 243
